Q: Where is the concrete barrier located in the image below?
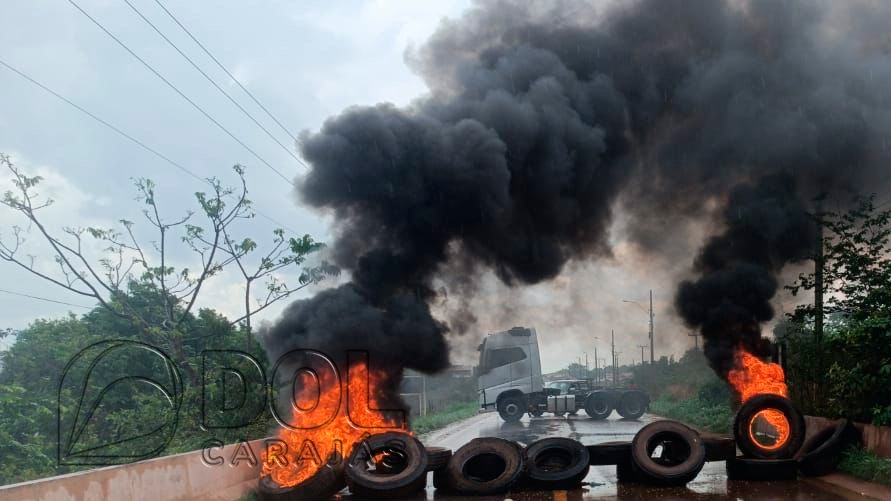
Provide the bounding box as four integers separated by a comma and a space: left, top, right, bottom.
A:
0, 439, 266, 501
805, 415, 891, 458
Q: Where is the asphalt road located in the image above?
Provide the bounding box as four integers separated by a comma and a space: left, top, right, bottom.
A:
339, 411, 870, 501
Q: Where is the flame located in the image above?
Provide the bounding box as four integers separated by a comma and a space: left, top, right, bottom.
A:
727, 348, 790, 451
260, 360, 404, 488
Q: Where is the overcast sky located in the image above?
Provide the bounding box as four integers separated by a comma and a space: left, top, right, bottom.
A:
0, 0, 733, 370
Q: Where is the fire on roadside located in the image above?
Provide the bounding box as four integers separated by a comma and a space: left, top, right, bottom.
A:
260, 360, 404, 488
727, 348, 791, 451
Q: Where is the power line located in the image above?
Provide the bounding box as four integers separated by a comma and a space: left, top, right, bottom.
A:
0, 57, 302, 235
66, 0, 295, 186
122, 0, 307, 169
0, 287, 92, 309
153, 0, 302, 147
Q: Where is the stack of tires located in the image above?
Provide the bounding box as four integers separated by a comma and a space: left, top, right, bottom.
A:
727, 394, 806, 481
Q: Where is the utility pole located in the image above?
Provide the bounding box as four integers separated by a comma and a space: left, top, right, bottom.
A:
585, 352, 589, 377
594, 347, 598, 383
688, 331, 700, 349
637, 344, 648, 366
614, 351, 621, 384
814, 194, 825, 407
611, 329, 616, 386
649, 289, 655, 364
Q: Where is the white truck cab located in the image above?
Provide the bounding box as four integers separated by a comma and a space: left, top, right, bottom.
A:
477, 326, 543, 418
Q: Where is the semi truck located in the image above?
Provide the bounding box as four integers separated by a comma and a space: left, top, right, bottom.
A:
476, 326, 649, 422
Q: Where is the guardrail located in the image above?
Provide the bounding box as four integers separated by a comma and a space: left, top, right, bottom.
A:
0, 439, 265, 501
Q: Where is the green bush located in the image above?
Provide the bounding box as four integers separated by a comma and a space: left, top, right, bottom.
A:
838, 448, 891, 486
649, 393, 733, 434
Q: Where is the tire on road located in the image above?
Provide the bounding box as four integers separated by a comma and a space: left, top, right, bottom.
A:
630, 420, 707, 486
426, 446, 453, 471
258, 463, 345, 501
436, 437, 524, 495
345, 431, 428, 499
616, 456, 647, 484
523, 437, 590, 489
616, 391, 648, 420
587, 441, 632, 465
726, 456, 798, 481
797, 419, 861, 477
733, 394, 805, 460
701, 433, 737, 462
498, 394, 526, 422
584, 392, 612, 420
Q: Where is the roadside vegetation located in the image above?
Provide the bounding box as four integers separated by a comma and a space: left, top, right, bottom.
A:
838, 449, 891, 486
782, 196, 891, 425
0, 158, 334, 485
411, 401, 478, 435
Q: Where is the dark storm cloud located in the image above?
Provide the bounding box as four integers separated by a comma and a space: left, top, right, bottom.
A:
263, 0, 891, 384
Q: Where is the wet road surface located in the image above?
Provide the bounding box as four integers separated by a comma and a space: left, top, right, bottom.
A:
337, 411, 873, 500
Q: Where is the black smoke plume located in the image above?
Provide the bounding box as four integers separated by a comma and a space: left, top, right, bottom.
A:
262, 0, 891, 391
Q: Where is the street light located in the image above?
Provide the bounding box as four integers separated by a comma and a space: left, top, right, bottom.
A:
623, 289, 655, 364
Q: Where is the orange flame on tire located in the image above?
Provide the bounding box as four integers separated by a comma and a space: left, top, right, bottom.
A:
728, 348, 790, 451
260, 360, 403, 488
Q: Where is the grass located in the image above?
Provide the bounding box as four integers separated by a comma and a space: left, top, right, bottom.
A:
649, 393, 733, 434
410, 401, 478, 435
838, 448, 891, 486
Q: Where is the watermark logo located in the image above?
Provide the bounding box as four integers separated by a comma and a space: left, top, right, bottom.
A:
58, 345, 404, 467
58, 340, 182, 465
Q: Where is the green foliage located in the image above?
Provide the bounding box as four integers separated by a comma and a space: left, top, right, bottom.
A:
784, 196, 891, 423
838, 448, 891, 486
0, 286, 276, 486
410, 401, 478, 436
649, 393, 733, 434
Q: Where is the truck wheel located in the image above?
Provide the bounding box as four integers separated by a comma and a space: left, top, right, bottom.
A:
584, 393, 612, 420
497, 394, 526, 422
630, 420, 706, 486
733, 394, 805, 459
616, 391, 647, 420
523, 437, 590, 489
530, 409, 544, 418
436, 437, 524, 495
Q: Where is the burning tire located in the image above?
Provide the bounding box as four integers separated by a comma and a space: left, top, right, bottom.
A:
436, 437, 524, 495
701, 433, 737, 462
629, 420, 707, 486
584, 392, 612, 420
345, 431, 428, 499
796, 419, 861, 477
733, 394, 805, 459
497, 394, 526, 422
616, 391, 648, 420
523, 437, 590, 489
587, 441, 632, 465
258, 463, 345, 501
726, 456, 798, 481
